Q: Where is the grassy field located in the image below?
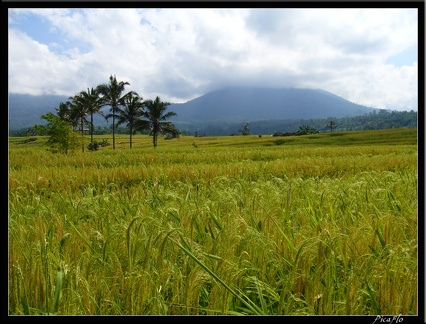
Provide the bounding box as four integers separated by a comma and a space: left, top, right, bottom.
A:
8, 128, 418, 315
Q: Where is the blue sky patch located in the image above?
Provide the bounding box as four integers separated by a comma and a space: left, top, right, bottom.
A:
385, 44, 417, 67
10, 12, 91, 56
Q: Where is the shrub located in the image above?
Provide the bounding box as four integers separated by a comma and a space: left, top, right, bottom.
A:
87, 138, 109, 151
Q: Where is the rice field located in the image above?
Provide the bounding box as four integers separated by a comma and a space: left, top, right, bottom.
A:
8, 128, 418, 315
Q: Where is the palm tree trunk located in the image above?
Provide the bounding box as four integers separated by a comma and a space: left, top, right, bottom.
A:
90, 113, 94, 145
112, 113, 116, 150
80, 118, 85, 153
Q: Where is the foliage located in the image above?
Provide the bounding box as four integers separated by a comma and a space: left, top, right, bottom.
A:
16, 137, 37, 144
97, 74, 131, 150
67, 93, 90, 153
141, 96, 177, 148
76, 87, 104, 145
298, 124, 319, 135
116, 91, 145, 148
327, 119, 337, 132
10, 109, 417, 138
36, 113, 79, 154
170, 110, 418, 136
239, 122, 250, 135
87, 138, 109, 151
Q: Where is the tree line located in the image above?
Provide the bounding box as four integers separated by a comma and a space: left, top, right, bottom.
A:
172, 110, 417, 136
33, 75, 178, 154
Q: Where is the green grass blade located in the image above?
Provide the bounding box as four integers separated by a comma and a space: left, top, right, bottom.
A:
53, 269, 64, 313
67, 220, 97, 254
365, 281, 381, 314
170, 236, 264, 315
375, 228, 387, 249
59, 233, 70, 259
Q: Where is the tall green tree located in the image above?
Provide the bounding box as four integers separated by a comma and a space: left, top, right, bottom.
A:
116, 91, 145, 149
55, 102, 73, 123
68, 93, 90, 153
77, 87, 103, 146
36, 113, 79, 154
239, 122, 250, 135
327, 120, 337, 132
141, 96, 177, 148
96, 75, 131, 150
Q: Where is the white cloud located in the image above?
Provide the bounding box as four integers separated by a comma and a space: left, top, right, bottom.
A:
8, 8, 419, 110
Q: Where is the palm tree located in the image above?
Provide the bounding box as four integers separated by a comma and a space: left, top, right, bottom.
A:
68, 93, 90, 153
141, 96, 177, 148
77, 87, 103, 146
55, 102, 73, 123
96, 75, 131, 150
116, 91, 145, 149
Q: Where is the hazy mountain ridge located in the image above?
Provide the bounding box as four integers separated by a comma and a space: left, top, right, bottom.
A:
8, 87, 380, 131
168, 87, 379, 123
9, 93, 106, 130
9, 94, 70, 130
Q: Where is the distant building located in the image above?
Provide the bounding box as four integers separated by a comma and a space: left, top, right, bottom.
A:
73, 127, 90, 133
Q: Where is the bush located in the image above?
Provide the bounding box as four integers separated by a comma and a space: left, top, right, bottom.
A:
18, 137, 37, 144
87, 141, 101, 151
87, 138, 109, 151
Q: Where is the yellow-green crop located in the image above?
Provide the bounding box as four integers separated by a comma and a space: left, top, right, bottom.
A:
9, 128, 418, 315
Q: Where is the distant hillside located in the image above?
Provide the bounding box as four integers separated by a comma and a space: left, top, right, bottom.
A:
9, 87, 380, 131
9, 94, 69, 130
8, 93, 108, 130
168, 87, 380, 123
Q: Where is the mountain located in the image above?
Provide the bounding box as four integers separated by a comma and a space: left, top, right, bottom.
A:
8, 93, 108, 130
9, 94, 69, 130
168, 87, 379, 123
8, 87, 380, 131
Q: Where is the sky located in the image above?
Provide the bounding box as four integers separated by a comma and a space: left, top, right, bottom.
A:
8, 7, 420, 111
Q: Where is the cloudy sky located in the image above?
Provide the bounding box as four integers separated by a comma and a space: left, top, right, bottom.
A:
8, 7, 419, 111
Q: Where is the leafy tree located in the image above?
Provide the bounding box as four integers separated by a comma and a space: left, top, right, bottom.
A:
327, 120, 337, 132
239, 122, 250, 135
116, 91, 145, 149
298, 125, 318, 135
140, 96, 177, 148
36, 113, 79, 154
162, 122, 180, 139
96, 75, 131, 150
